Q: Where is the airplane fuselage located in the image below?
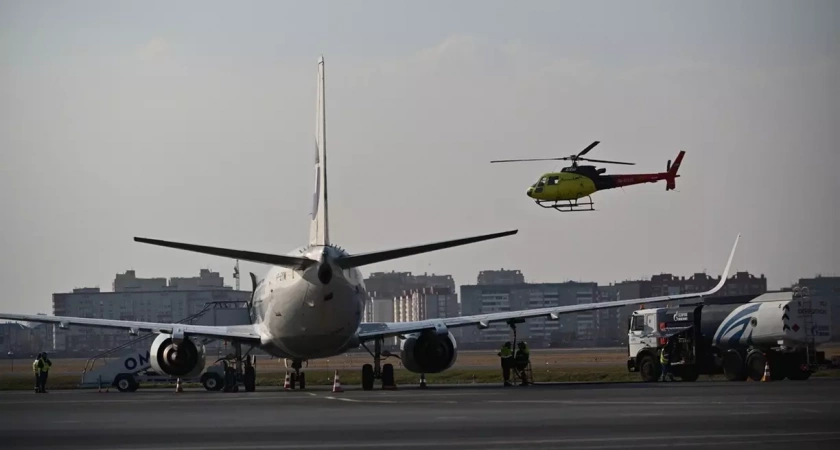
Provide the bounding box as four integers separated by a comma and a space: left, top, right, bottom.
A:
251, 245, 367, 360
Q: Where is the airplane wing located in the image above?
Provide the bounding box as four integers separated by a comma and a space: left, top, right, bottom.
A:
0, 313, 261, 342
357, 233, 740, 341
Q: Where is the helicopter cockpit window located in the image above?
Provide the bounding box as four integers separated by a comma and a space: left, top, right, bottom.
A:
537, 177, 548, 187
547, 176, 559, 185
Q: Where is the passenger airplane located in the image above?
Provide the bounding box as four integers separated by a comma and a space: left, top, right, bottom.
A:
0, 57, 740, 391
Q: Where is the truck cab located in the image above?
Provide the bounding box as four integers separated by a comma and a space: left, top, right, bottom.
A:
627, 306, 700, 382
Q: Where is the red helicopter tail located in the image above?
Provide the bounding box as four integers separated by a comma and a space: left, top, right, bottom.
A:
665, 151, 685, 191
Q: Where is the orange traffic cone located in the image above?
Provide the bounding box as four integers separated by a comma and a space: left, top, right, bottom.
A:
283, 372, 291, 390
332, 370, 343, 393
761, 361, 771, 382
175, 378, 183, 393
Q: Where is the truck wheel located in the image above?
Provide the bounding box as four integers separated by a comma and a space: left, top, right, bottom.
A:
722, 350, 747, 381
114, 374, 135, 393
745, 351, 766, 382
787, 366, 812, 380
639, 355, 659, 382
680, 367, 699, 382
203, 372, 224, 391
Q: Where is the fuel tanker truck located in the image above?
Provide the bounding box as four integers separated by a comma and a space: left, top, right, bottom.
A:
627, 288, 832, 382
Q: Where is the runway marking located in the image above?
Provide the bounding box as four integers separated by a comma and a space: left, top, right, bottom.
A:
108, 431, 840, 450
486, 400, 840, 406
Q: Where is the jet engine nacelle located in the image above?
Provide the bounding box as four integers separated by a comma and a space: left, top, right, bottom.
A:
400, 330, 458, 374
149, 333, 206, 378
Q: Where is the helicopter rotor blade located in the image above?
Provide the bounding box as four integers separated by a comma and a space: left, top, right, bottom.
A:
577, 140, 600, 157
490, 157, 573, 163
577, 157, 635, 165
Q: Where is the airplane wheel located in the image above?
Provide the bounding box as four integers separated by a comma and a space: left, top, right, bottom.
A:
382, 363, 395, 387
362, 364, 374, 391
299, 372, 306, 390
115, 374, 136, 393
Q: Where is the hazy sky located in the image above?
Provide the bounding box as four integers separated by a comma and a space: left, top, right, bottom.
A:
2, 0, 838, 315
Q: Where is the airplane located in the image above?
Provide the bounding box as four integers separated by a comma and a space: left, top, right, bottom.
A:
491, 141, 685, 212
0, 57, 740, 391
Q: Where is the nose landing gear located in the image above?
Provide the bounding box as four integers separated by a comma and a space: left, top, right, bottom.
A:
284, 358, 307, 389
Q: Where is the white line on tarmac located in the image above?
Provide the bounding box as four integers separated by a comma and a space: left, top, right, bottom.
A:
486, 400, 840, 405
104, 431, 840, 450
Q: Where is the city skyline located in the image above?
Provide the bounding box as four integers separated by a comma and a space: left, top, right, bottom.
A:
4, 265, 832, 317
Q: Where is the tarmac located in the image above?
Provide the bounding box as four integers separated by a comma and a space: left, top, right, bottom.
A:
1, 379, 839, 450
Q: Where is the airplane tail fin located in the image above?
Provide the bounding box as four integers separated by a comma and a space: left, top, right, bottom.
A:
665, 150, 685, 191
309, 56, 329, 246
335, 230, 518, 269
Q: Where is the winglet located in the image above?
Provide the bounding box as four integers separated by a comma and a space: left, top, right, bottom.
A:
707, 233, 740, 295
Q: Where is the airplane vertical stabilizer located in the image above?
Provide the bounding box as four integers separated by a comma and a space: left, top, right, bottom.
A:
309, 56, 329, 246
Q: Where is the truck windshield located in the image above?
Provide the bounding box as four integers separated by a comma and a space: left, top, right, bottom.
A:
631, 315, 645, 331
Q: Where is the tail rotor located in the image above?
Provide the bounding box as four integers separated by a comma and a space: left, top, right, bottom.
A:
665, 151, 685, 191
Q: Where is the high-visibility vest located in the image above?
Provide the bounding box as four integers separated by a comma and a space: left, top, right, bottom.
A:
499, 347, 512, 358
32, 359, 40, 373
42, 359, 52, 372
660, 349, 669, 364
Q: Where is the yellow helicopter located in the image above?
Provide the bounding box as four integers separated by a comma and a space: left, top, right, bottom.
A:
491, 141, 685, 212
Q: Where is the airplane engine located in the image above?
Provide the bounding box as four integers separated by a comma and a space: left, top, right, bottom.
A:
400, 330, 458, 374
149, 333, 206, 378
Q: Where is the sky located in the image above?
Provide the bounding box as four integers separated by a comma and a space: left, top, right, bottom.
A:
1, 0, 838, 315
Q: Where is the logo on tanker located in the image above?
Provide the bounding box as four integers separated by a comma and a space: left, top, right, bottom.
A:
673, 312, 689, 321
714, 303, 760, 346
124, 350, 151, 371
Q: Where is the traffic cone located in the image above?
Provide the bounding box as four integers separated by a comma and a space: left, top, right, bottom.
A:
761, 361, 771, 382
175, 378, 183, 393
419, 373, 427, 389
283, 372, 291, 390
332, 371, 343, 393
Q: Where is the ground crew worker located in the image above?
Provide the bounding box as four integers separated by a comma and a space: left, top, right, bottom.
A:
514, 341, 531, 385
32, 353, 43, 393
244, 357, 255, 391
659, 345, 672, 381
39, 352, 52, 393
497, 342, 513, 386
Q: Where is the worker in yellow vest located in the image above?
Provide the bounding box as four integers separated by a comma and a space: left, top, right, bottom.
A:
39, 352, 52, 393
497, 342, 513, 386
659, 346, 672, 382
32, 353, 44, 393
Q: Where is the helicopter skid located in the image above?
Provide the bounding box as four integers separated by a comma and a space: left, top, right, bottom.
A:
536, 196, 595, 212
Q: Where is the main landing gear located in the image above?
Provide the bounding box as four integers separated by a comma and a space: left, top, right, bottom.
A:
209, 341, 257, 392
360, 337, 397, 391
536, 196, 595, 212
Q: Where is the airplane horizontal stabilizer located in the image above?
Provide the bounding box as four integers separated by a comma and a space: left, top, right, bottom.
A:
335, 230, 518, 269
134, 237, 318, 269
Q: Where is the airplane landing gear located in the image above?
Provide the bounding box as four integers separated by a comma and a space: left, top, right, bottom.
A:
536, 196, 595, 212
361, 337, 396, 390
219, 341, 257, 392
288, 359, 306, 390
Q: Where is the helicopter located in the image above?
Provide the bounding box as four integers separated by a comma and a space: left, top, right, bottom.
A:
491, 141, 685, 212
